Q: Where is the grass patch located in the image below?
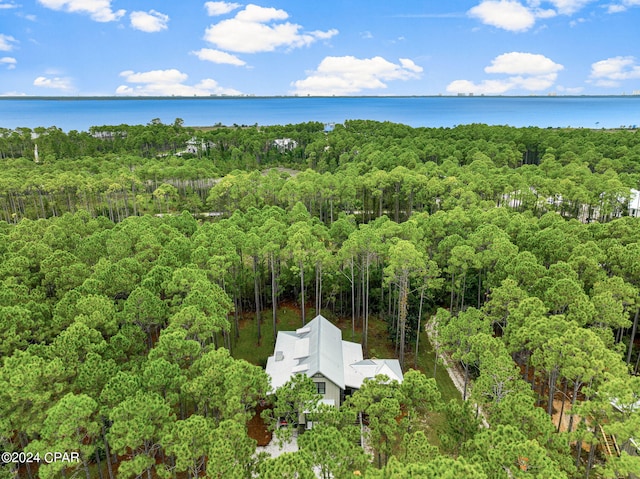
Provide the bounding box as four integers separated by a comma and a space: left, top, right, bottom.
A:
230, 304, 302, 366
231, 306, 460, 454
231, 307, 461, 405
410, 330, 462, 405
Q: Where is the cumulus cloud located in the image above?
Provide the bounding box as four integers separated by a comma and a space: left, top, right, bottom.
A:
290, 56, 423, 96
204, 4, 338, 53
36, 0, 125, 22
116, 69, 241, 96
485, 52, 564, 75
607, 0, 640, 13
191, 48, 246, 66
589, 56, 640, 87
0, 34, 18, 51
33, 75, 74, 91
469, 1, 536, 32
447, 79, 514, 95
469, 0, 598, 31
130, 10, 169, 32
1, 56, 16, 69
205, 1, 242, 16
543, 0, 595, 14
0, 1, 18, 9
447, 51, 563, 95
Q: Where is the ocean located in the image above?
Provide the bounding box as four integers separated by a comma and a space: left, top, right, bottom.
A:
0, 96, 638, 132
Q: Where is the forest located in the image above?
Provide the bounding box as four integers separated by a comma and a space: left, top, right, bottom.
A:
0, 119, 639, 478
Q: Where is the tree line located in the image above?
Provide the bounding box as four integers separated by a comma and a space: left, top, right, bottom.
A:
0, 120, 639, 477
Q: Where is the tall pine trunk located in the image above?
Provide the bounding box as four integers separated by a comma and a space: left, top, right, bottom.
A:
299, 259, 306, 325
398, 275, 408, 369
271, 254, 278, 343
414, 287, 425, 369
627, 307, 639, 365
253, 255, 261, 341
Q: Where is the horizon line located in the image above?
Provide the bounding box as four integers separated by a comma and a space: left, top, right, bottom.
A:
1, 94, 639, 100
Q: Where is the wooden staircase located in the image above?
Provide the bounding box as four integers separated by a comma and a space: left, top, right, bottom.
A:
599, 424, 620, 457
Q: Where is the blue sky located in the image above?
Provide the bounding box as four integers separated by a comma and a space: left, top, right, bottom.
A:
1, 0, 639, 96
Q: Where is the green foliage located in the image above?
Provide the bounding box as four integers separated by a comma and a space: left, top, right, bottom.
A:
1, 121, 640, 478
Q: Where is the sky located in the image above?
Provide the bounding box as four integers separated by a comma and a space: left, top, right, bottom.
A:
0, 0, 639, 96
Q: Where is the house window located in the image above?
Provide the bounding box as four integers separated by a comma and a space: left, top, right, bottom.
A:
316, 382, 326, 395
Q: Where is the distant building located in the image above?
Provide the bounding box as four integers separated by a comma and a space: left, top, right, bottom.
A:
90, 130, 128, 140
273, 138, 298, 152
175, 137, 215, 156
629, 189, 640, 218
266, 315, 403, 409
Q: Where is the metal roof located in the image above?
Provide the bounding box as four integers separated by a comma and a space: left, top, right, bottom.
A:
265, 315, 403, 394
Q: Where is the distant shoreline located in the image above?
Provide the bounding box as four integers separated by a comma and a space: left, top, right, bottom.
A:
2, 96, 636, 132
1, 94, 639, 101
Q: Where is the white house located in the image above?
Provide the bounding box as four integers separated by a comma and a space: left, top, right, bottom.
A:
265, 315, 403, 408
629, 189, 640, 218
272, 138, 298, 152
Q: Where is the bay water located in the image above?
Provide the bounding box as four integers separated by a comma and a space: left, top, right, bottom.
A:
0, 96, 638, 132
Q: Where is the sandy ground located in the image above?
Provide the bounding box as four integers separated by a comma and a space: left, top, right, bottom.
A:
255, 430, 299, 458
552, 398, 575, 433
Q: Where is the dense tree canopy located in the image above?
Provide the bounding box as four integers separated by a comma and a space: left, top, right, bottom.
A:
1, 120, 639, 478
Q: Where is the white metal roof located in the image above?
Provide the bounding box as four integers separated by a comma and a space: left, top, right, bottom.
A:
265, 315, 403, 395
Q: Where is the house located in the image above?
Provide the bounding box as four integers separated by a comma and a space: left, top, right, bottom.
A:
265, 315, 403, 408
629, 189, 640, 218
610, 398, 640, 459
272, 138, 298, 152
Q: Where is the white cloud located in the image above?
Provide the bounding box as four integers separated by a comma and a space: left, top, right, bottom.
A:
399, 58, 423, 73
511, 73, 558, 89
33, 75, 73, 91
0, 2, 18, 9
291, 56, 423, 96
130, 10, 169, 32
589, 56, 640, 87
447, 75, 558, 95
204, 4, 338, 53
191, 48, 246, 66
117, 69, 241, 96
311, 29, 339, 40
544, 0, 595, 14
485, 52, 564, 75
0, 34, 18, 51
1, 56, 16, 69
469, 0, 598, 31
607, 0, 640, 13
36, 0, 125, 22
235, 4, 287, 22
205, 1, 242, 16
468, 1, 536, 31
120, 69, 187, 84
534, 8, 557, 18
447, 52, 562, 94
447, 79, 514, 95
556, 85, 585, 94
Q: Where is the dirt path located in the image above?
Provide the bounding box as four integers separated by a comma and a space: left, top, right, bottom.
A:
424, 319, 490, 428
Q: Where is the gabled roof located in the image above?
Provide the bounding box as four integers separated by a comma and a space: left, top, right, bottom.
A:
348, 359, 403, 389
265, 315, 403, 393
301, 315, 345, 389
266, 315, 346, 390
